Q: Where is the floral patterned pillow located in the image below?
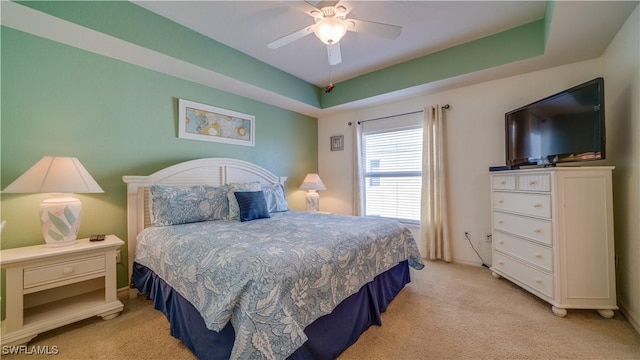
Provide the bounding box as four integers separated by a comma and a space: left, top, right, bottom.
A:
202, 185, 229, 220
262, 183, 289, 213
227, 182, 261, 220
150, 184, 228, 226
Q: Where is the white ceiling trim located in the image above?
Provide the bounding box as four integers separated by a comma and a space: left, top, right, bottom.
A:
1, 2, 325, 118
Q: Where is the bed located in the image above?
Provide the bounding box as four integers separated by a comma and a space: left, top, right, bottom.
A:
123, 158, 424, 359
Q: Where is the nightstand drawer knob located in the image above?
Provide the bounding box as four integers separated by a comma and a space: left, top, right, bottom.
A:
533, 203, 542, 208
63, 267, 74, 275
534, 228, 542, 233
534, 252, 542, 258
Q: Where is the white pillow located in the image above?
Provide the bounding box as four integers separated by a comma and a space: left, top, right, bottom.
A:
262, 183, 289, 213
227, 182, 261, 220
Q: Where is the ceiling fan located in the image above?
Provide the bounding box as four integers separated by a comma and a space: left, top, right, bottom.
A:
267, 1, 402, 66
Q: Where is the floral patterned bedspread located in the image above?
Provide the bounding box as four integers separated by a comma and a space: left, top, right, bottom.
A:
135, 211, 424, 360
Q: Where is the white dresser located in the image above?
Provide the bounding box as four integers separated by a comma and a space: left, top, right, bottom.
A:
490, 166, 617, 317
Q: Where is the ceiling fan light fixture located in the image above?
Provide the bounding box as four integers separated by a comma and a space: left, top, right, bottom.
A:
313, 17, 347, 44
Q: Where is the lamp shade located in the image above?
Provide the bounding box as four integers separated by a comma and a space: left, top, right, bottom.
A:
3, 156, 103, 247
3, 156, 104, 194
299, 173, 327, 191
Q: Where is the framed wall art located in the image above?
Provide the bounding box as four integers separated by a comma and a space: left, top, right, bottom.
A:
330, 135, 344, 151
178, 99, 255, 147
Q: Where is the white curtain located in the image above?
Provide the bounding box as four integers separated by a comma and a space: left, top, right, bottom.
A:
352, 121, 364, 216
420, 105, 452, 261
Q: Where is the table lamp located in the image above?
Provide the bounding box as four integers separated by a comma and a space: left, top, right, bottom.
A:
2, 156, 104, 247
299, 173, 326, 212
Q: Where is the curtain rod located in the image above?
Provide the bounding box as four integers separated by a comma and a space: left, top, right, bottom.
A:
351, 104, 450, 125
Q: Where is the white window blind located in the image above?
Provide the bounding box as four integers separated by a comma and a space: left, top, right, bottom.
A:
362, 126, 422, 223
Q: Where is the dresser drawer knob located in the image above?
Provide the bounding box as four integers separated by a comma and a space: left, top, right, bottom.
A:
529, 180, 537, 185
63, 267, 74, 275
534, 252, 542, 258
500, 180, 507, 185
534, 277, 542, 283
497, 220, 504, 224
497, 261, 504, 266
533, 228, 542, 233
497, 199, 504, 204
533, 203, 542, 208
499, 241, 504, 245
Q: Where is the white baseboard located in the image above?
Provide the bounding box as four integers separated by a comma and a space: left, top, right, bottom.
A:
117, 287, 132, 301
619, 303, 640, 335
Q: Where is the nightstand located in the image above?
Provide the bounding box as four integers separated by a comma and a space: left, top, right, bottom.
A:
1, 235, 125, 346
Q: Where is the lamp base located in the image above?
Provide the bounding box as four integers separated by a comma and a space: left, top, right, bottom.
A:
305, 190, 320, 212
40, 195, 82, 247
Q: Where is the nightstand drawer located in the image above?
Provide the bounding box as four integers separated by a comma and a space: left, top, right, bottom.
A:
24, 255, 105, 289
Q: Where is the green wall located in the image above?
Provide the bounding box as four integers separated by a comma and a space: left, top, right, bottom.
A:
0, 26, 318, 295
16, 1, 549, 110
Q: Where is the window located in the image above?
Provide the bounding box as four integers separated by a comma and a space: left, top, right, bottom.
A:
362, 126, 422, 223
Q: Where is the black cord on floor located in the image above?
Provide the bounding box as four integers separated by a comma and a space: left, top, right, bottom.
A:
465, 232, 490, 268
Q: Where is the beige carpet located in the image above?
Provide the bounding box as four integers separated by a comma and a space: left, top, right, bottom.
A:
5, 261, 639, 359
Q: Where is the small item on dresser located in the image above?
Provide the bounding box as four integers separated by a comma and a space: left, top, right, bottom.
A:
90, 234, 105, 241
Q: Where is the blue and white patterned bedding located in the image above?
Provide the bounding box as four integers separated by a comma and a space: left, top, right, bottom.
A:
135, 211, 424, 360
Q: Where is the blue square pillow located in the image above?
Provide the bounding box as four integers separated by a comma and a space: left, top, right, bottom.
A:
234, 191, 271, 222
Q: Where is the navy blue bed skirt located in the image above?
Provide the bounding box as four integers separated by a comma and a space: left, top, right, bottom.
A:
133, 261, 411, 359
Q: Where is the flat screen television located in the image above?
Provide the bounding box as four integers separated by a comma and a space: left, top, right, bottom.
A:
505, 77, 605, 167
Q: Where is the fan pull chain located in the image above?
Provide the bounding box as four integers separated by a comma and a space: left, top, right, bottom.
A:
325, 66, 335, 93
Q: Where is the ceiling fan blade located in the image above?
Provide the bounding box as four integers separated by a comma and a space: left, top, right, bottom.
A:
346, 18, 402, 40
327, 43, 341, 66
267, 25, 315, 49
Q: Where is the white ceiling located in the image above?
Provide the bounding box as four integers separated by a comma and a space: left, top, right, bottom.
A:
135, 1, 550, 87
134, 1, 637, 90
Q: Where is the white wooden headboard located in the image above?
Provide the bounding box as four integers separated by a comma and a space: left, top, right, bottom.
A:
122, 158, 287, 298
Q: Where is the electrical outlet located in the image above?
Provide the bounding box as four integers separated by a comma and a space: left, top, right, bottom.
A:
116, 250, 121, 264
485, 233, 492, 242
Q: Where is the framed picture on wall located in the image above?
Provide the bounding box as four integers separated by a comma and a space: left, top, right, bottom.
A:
330, 135, 344, 151
178, 99, 255, 147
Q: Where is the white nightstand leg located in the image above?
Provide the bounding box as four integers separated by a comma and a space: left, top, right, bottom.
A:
4, 266, 24, 332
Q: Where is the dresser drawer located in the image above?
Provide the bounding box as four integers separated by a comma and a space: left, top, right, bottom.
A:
493, 192, 551, 218
493, 212, 552, 245
493, 252, 553, 298
492, 175, 516, 190
24, 255, 105, 289
517, 174, 550, 192
493, 232, 552, 271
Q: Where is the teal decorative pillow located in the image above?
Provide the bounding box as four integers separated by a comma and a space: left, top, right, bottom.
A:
227, 182, 261, 220
262, 183, 289, 213
150, 184, 228, 226
234, 191, 271, 222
